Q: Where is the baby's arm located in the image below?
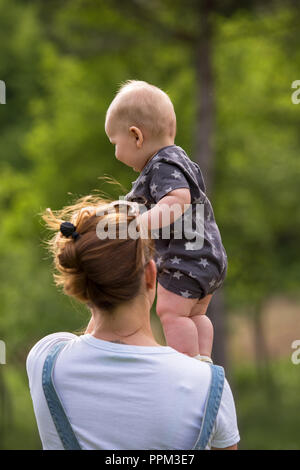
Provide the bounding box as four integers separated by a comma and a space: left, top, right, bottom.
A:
137, 188, 191, 236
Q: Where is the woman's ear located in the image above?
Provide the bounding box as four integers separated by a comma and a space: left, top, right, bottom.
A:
130, 126, 144, 148
144, 259, 157, 291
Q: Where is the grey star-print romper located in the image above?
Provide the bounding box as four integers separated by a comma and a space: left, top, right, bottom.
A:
124, 144, 228, 299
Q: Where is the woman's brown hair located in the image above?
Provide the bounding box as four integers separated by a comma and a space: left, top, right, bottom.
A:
42, 193, 156, 313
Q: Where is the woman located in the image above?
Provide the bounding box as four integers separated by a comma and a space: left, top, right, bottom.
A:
26, 194, 240, 450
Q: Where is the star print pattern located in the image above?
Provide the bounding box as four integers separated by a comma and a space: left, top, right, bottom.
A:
170, 256, 181, 264
171, 170, 182, 179
173, 270, 183, 279
199, 258, 209, 268
155, 256, 163, 267
180, 290, 192, 298
124, 144, 228, 298
153, 163, 162, 170
150, 183, 158, 195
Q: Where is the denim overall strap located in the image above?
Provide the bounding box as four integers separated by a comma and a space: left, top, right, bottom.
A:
42, 341, 81, 450
192, 364, 225, 450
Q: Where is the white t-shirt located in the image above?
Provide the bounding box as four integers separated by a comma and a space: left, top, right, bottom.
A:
26, 332, 240, 450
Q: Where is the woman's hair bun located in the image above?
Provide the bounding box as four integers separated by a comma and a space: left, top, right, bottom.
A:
58, 240, 81, 270
43, 192, 157, 313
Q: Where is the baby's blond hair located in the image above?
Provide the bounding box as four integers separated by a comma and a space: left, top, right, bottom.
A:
105, 80, 176, 139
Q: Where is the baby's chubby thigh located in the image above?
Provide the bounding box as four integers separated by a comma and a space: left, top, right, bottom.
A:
155, 282, 199, 321
155, 283, 201, 355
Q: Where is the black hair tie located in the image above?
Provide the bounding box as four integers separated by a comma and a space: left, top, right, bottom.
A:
60, 221, 80, 241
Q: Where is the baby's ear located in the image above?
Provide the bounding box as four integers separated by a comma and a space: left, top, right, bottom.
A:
130, 126, 144, 147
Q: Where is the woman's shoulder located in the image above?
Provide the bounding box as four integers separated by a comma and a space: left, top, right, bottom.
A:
26, 332, 78, 378
161, 348, 213, 385
165, 353, 240, 448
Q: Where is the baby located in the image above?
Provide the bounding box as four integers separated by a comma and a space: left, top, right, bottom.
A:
105, 80, 227, 363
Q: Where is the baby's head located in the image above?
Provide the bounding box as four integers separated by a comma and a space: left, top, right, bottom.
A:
105, 80, 176, 171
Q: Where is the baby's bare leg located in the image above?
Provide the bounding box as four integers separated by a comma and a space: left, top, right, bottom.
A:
156, 283, 200, 357
190, 294, 214, 357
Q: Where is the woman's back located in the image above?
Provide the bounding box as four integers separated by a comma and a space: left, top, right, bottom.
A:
26, 332, 239, 450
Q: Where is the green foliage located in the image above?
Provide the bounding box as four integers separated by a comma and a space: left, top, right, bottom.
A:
0, 0, 43, 169
0, 0, 299, 450
213, 8, 300, 308
233, 359, 300, 449
0, 366, 40, 449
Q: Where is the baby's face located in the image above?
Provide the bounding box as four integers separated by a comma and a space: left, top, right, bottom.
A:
105, 119, 147, 172
108, 129, 133, 165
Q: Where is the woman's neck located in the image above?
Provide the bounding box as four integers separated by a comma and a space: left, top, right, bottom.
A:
87, 297, 160, 347
92, 331, 160, 347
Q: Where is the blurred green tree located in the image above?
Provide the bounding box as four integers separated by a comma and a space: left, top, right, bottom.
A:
1, 0, 300, 449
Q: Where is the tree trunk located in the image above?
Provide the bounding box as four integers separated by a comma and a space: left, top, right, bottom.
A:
252, 307, 276, 393
194, 0, 228, 368
207, 289, 227, 367
253, 309, 269, 369
194, 1, 215, 193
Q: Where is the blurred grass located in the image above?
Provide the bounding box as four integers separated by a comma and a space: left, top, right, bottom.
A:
232, 358, 300, 450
